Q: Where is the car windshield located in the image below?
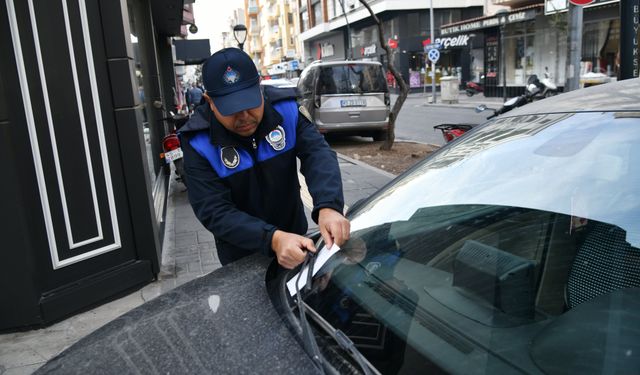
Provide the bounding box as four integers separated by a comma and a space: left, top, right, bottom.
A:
301, 112, 640, 374
317, 64, 388, 95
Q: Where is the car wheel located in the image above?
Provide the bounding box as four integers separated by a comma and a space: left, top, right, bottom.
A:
373, 130, 388, 142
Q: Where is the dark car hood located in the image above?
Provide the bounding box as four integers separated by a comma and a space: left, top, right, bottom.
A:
36, 255, 319, 374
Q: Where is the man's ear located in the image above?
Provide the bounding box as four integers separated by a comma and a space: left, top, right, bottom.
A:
203, 93, 215, 111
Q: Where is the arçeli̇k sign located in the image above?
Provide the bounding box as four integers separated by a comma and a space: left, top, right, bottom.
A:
423, 35, 470, 49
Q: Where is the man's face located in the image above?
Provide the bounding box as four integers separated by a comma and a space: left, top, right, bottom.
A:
205, 94, 264, 137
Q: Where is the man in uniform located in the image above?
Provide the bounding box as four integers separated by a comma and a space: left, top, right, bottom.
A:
179, 48, 349, 269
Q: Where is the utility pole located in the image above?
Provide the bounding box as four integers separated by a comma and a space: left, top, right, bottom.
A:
620, 0, 640, 79
338, 0, 352, 59
565, 3, 583, 91
430, 0, 436, 104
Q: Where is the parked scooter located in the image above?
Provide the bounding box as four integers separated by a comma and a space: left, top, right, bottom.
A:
162, 112, 189, 186
433, 124, 474, 143
476, 91, 533, 120
526, 69, 558, 100
464, 75, 485, 97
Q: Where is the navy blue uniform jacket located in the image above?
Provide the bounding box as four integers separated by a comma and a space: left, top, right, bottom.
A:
179, 87, 344, 264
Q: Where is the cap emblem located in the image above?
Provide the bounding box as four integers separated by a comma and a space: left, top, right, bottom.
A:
222, 66, 240, 85
220, 147, 240, 169
267, 125, 286, 151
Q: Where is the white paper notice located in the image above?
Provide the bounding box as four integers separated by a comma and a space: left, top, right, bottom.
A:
286, 243, 341, 296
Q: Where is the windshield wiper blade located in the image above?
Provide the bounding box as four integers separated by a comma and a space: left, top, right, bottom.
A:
294, 253, 376, 375
303, 304, 377, 375
295, 252, 325, 374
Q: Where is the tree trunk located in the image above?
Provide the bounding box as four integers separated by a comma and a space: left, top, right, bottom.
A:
358, 0, 409, 151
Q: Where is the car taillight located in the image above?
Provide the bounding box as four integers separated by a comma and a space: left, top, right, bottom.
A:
384, 92, 390, 106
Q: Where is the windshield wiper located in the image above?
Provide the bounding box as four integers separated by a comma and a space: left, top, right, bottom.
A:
294, 252, 376, 375
295, 252, 325, 373
302, 301, 377, 375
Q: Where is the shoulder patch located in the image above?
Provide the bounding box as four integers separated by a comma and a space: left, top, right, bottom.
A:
299, 105, 313, 123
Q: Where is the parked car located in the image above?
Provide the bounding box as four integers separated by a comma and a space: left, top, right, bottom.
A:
36, 79, 640, 374
260, 78, 297, 89
297, 60, 390, 141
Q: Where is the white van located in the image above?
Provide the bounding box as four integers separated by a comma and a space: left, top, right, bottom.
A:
297, 61, 390, 140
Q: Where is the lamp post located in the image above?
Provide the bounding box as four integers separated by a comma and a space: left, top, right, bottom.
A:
233, 24, 247, 51
494, 9, 509, 102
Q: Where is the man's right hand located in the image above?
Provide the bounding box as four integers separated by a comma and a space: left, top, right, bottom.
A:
271, 230, 316, 269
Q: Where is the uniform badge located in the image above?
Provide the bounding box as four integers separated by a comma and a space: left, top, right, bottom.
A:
299, 105, 313, 122
223, 66, 240, 85
266, 125, 286, 151
220, 147, 240, 169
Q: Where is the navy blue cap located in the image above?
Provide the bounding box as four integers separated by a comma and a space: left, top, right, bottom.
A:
202, 48, 262, 116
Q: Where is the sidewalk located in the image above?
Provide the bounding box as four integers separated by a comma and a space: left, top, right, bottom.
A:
392, 91, 505, 110
0, 154, 394, 375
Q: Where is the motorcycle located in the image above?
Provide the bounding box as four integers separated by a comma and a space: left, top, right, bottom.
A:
526, 70, 558, 100
464, 75, 485, 97
162, 112, 189, 186
433, 124, 474, 143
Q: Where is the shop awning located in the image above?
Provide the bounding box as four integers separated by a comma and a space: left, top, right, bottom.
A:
440, 4, 543, 36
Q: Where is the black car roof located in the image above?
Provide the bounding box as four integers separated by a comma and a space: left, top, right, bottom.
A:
502, 78, 640, 117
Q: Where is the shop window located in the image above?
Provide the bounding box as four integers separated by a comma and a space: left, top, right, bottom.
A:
504, 21, 536, 85
127, 0, 157, 186
582, 19, 620, 77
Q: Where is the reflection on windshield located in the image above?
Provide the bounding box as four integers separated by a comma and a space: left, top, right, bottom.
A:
351, 112, 640, 248
306, 205, 640, 374
301, 111, 640, 374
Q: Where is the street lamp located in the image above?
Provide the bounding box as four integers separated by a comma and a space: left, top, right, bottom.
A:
495, 9, 508, 102
233, 24, 247, 51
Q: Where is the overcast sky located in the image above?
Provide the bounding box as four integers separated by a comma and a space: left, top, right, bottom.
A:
189, 0, 245, 53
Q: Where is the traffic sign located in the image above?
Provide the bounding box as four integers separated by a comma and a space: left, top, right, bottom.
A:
569, 0, 595, 5
423, 43, 442, 53
427, 48, 440, 63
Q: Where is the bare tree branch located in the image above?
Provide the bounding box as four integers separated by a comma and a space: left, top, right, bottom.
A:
358, 0, 409, 151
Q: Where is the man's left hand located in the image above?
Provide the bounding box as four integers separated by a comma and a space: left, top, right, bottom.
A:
318, 208, 350, 249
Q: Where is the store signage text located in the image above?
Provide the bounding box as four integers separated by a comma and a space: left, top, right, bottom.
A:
436, 35, 470, 49
440, 9, 536, 35
320, 43, 334, 57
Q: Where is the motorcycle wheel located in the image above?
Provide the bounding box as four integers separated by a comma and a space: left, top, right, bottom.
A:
174, 158, 187, 187
544, 91, 556, 98
466, 89, 474, 97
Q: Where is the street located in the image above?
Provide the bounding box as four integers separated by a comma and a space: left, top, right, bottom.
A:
393, 95, 493, 146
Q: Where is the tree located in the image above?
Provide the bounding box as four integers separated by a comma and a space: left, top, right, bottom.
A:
358, 0, 409, 151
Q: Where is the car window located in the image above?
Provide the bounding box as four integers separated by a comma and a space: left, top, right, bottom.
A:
301, 112, 640, 374
316, 64, 388, 95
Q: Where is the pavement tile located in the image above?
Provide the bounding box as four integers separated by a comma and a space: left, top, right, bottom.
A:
174, 233, 197, 247
3, 363, 44, 375
0, 340, 48, 369
196, 230, 215, 243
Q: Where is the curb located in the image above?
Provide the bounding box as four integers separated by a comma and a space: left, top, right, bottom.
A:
336, 152, 398, 179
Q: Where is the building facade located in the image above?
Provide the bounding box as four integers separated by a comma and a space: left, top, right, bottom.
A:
440, 0, 623, 96
0, 0, 192, 330
245, 0, 303, 78
298, 0, 485, 91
